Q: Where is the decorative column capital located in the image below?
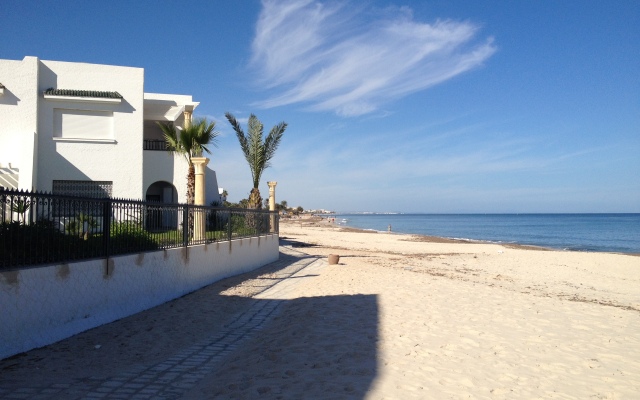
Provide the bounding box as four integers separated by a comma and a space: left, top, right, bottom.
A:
267, 181, 277, 212
184, 110, 193, 128
191, 157, 209, 175
192, 157, 209, 207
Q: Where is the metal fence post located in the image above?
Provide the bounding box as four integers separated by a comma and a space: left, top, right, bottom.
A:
183, 204, 189, 247
103, 198, 111, 258
227, 210, 232, 241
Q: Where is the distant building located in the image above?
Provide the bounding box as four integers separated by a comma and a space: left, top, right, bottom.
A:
0, 56, 221, 205
308, 209, 334, 214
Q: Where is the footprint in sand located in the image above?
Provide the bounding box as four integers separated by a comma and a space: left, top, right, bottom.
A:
583, 358, 600, 369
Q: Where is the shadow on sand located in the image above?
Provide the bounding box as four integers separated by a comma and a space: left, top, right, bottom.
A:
185, 294, 379, 398
0, 247, 379, 399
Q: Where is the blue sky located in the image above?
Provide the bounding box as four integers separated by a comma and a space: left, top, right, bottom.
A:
2, 0, 638, 213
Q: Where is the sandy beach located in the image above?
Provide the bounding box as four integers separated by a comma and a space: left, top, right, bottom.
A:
185, 218, 640, 399
1, 216, 639, 399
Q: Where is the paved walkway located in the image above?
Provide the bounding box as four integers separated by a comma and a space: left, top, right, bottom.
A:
0, 246, 324, 400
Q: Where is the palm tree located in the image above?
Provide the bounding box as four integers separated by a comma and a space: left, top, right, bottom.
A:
157, 118, 219, 205
11, 198, 31, 224
225, 113, 287, 209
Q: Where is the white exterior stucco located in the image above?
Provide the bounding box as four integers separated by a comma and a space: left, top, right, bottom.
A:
0, 234, 280, 360
37, 59, 145, 198
0, 56, 39, 190
0, 56, 222, 204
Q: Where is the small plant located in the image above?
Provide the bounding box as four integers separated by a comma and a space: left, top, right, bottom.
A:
65, 219, 80, 236
109, 220, 158, 253
78, 213, 98, 240
64, 213, 99, 239
10, 198, 31, 224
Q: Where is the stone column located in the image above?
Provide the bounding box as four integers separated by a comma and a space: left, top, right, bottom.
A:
183, 110, 192, 128
268, 181, 277, 233
192, 157, 209, 241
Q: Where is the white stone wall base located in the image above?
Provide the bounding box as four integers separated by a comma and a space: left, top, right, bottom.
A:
0, 234, 279, 360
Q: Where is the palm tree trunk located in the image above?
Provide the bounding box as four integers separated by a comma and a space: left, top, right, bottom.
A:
248, 187, 262, 210
187, 164, 196, 205
246, 187, 265, 233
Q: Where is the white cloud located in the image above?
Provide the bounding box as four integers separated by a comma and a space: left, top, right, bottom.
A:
251, 0, 496, 116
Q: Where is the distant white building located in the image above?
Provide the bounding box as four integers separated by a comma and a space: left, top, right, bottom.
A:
0, 56, 221, 205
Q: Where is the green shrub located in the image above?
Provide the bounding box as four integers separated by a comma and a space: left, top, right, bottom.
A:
109, 221, 158, 254
0, 220, 102, 268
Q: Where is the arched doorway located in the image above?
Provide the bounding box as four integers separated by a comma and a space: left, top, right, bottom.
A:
145, 181, 178, 231
146, 181, 177, 203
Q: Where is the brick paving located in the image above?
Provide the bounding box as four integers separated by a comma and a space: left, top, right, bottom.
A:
0, 246, 323, 400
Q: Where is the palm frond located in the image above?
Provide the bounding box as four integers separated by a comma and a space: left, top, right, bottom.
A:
157, 122, 189, 163
226, 112, 250, 160
248, 114, 265, 187
226, 112, 287, 190
157, 118, 219, 205
189, 118, 219, 158
263, 121, 287, 169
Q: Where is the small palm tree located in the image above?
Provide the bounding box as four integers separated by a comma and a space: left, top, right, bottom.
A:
157, 118, 219, 205
225, 113, 287, 209
11, 198, 31, 224
78, 213, 98, 240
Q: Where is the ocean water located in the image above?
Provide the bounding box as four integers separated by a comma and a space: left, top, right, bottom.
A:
330, 214, 640, 254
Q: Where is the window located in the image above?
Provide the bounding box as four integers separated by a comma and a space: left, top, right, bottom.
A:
52, 180, 113, 198
53, 109, 114, 141
51, 180, 112, 218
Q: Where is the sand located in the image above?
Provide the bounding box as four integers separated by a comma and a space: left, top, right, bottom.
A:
185, 218, 640, 399
1, 216, 639, 399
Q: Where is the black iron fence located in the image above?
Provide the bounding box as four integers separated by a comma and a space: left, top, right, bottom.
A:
0, 187, 278, 270
143, 139, 169, 151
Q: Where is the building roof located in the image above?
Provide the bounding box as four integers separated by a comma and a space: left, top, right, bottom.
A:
0, 165, 19, 190
143, 93, 199, 121
44, 88, 123, 99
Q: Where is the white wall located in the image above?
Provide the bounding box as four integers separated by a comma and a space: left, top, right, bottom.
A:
36, 59, 145, 199
143, 146, 222, 205
0, 56, 40, 190
1, 57, 214, 201
0, 234, 280, 360
143, 150, 188, 203
206, 168, 223, 205
142, 92, 210, 204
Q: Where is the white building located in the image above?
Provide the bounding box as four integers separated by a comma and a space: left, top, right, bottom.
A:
0, 56, 221, 205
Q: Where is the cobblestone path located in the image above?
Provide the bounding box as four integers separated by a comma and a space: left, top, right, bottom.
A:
0, 246, 323, 400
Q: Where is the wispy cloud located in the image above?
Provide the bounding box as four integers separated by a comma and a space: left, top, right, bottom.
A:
250, 0, 496, 116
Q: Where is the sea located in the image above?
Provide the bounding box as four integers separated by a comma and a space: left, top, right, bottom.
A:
328, 213, 640, 254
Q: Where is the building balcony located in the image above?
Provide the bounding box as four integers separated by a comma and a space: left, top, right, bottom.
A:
144, 139, 168, 151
